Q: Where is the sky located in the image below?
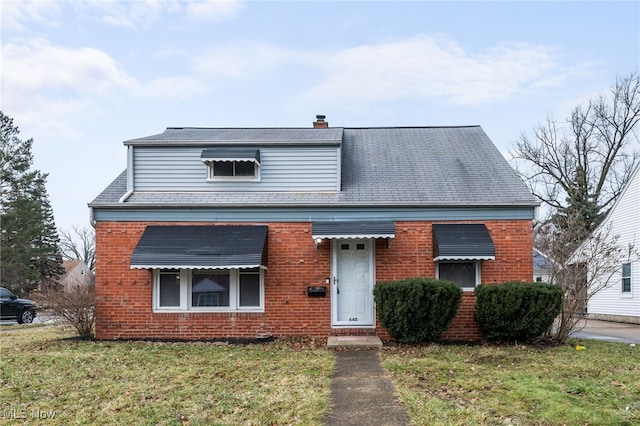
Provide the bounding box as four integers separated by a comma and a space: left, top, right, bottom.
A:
1, 0, 639, 232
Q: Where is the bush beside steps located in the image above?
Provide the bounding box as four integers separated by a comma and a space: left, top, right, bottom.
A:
374, 278, 462, 343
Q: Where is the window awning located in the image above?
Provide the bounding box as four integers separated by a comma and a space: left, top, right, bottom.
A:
131, 225, 268, 270
432, 224, 495, 261
312, 221, 395, 240
200, 148, 260, 164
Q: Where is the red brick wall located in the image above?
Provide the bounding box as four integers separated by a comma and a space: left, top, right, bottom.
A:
374, 220, 533, 341
95, 219, 532, 341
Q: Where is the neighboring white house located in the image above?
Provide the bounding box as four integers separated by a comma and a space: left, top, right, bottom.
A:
587, 164, 640, 324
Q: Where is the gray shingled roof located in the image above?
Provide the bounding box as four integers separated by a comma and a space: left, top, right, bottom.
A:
90, 126, 538, 208
124, 127, 343, 145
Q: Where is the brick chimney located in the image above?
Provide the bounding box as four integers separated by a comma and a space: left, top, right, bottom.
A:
313, 114, 328, 128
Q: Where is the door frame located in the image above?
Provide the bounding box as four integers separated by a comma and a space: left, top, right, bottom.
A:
330, 238, 376, 328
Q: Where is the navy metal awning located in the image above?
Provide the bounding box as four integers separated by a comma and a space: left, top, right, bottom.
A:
131, 225, 268, 269
200, 148, 260, 164
432, 224, 495, 261
312, 221, 395, 240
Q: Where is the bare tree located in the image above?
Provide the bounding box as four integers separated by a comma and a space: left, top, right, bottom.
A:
538, 216, 638, 343
59, 225, 95, 271
33, 273, 95, 338
514, 73, 640, 241
514, 73, 640, 341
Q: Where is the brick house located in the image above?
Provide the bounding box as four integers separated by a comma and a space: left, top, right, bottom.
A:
89, 116, 538, 341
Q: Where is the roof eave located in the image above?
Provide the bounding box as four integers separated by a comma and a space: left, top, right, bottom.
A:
123, 140, 343, 147
89, 200, 540, 209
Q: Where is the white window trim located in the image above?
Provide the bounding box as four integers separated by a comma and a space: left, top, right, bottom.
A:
621, 262, 632, 297
153, 268, 264, 313
436, 261, 481, 292
205, 160, 261, 182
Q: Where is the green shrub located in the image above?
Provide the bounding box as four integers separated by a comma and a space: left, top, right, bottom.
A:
373, 278, 462, 343
475, 282, 562, 342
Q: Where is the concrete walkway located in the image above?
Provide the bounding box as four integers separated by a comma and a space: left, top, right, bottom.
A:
571, 319, 640, 344
325, 350, 409, 426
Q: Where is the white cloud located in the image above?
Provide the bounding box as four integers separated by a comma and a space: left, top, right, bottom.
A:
2, 38, 135, 96
2, 0, 244, 32
185, 0, 244, 23
0, 37, 212, 134
186, 34, 572, 107
1, 38, 137, 133
185, 34, 578, 108
301, 35, 565, 106
0, 32, 586, 139
192, 41, 297, 79
134, 75, 209, 99
76, 0, 243, 29
1, 1, 62, 32
81, 0, 193, 30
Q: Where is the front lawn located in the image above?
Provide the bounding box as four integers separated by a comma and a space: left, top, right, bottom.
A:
381, 341, 640, 425
2, 327, 639, 425
0, 327, 333, 425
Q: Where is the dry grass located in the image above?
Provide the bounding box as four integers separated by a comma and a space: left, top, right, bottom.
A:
3, 326, 639, 425
381, 340, 640, 425
0, 327, 333, 425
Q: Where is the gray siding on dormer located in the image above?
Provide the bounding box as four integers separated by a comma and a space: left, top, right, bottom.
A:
132, 146, 340, 192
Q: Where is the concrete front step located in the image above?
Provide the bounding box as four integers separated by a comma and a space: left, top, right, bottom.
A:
327, 335, 383, 349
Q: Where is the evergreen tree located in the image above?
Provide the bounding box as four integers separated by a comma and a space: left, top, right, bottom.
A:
0, 111, 63, 295
552, 166, 602, 251
30, 173, 65, 289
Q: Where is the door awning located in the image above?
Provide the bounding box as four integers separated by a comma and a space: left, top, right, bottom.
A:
200, 148, 260, 164
312, 221, 395, 240
432, 224, 495, 261
131, 225, 268, 270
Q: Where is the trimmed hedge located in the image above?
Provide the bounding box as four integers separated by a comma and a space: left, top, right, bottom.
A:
475, 282, 563, 342
373, 278, 462, 343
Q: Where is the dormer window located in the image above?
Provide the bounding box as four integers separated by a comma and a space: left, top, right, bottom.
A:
201, 149, 260, 181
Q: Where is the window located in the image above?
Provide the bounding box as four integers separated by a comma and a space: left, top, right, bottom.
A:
208, 160, 259, 180
154, 268, 263, 312
191, 272, 230, 307
0, 288, 13, 299
437, 262, 480, 290
201, 149, 261, 181
158, 270, 181, 308
622, 263, 632, 293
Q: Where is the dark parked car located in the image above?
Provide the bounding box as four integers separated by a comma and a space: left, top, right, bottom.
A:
0, 287, 36, 323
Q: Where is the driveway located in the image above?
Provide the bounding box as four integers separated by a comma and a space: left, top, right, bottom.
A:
571, 319, 640, 344
1, 314, 58, 327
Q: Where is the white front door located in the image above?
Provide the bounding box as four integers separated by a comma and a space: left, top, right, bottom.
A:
332, 238, 374, 327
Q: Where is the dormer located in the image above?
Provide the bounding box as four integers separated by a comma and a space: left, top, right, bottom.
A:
122, 119, 343, 194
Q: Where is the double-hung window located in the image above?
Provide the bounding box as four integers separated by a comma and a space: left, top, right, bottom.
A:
622, 263, 632, 294
437, 261, 480, 291
154, 268, 263, 312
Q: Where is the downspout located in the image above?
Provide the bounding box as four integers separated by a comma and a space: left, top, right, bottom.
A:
118, 145, 135, 203
118, 189, 133, 203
